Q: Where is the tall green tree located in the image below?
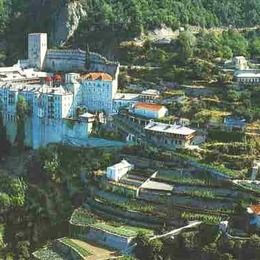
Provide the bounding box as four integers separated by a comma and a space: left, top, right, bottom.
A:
134, 232, 163, 260
0, 112, 10, 158
16, 95, 28, 151
177, 31, 197, 64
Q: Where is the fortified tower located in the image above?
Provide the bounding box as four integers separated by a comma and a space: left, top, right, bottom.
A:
28, 33, 47, 70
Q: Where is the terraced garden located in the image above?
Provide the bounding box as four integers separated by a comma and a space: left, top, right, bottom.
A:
60, 237, 91, 258
234, 181, 260, 194
33, 146, 260, 259
70, 207, 154, 237
96, 195, 156, 214
181, 212, 224, 224
156, 169, 221, 187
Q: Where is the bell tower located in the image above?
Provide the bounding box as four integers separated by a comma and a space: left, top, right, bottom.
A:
28, 33, 47, 70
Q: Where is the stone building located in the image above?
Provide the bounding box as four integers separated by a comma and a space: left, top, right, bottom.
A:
140, 89, 160, 102
144, 121, 196, 149
235, 69, 260, 85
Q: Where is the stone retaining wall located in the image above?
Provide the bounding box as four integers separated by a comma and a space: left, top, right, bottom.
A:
86, 226, 132, 251
69, 224, 132, 252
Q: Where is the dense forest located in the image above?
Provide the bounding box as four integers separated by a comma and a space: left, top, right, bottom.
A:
79, 0, 260, 32
3, 0, 260, 32
1, 0, 260, 45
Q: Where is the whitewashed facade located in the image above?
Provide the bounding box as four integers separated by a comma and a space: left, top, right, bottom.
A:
106, 160, 134, 182
131, 102, 168, 119
145, 121, 196, 149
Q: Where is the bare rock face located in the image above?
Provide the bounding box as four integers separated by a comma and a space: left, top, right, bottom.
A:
50, 1, 86, 46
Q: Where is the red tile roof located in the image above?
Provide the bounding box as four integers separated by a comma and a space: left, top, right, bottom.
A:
134, 102, 165, 112
81, 72, 112, 81
249, 204, 260, 215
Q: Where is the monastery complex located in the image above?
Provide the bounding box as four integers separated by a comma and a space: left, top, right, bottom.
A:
0, 33, 196, 149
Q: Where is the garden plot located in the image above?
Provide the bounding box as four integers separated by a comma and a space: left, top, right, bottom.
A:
59, 238, 91, 257
233, 181, 260, 194
170, 195, 235, 214
157, 168, 218, 185
67, 239, 119, 260
33, 246, 64, 260
70, 207, 153, 237
120, 154, 182, 169
93, 189, 163, 216
172, 185, 244, 199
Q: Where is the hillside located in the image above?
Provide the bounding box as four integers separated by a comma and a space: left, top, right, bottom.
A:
1, 0, 260, 64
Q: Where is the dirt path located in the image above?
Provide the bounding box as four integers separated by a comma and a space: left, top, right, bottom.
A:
70, 239, 120, 260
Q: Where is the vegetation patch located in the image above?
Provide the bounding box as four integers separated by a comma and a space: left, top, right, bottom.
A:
92, 222, 153, 238
60, 238, 91, 257
155, 172, 217, 187
33, 246, 63, 260
95, 196, 156, 215
208, 130, 245, 142
181, 212, 224, 224
70, 207, 153, 237
70, 208, 96, 226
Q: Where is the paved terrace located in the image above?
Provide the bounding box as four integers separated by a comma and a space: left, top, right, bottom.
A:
141, 180, 174, 192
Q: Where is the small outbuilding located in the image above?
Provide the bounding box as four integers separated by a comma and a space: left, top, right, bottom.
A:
106, 159, 134, 182
131, 102, 168, 119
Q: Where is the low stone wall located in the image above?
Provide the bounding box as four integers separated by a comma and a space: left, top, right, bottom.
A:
3, 115, 90, 149
87, 226, 132, 251
69, 223, 132, 252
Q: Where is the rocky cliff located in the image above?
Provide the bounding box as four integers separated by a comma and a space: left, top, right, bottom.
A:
50, 1, 86, 46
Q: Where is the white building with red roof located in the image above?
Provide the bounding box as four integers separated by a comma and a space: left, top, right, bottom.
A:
131, 102, 168, 119
79, 72, 118, 114
247, 204, 260, 228
64, 71, 118, 115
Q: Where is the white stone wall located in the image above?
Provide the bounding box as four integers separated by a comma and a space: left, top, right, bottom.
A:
3, 115, 90, 149
44, 48, 120, 80
86, 226, 133, 252
44, 49, 86, 72
113, 99, 138, 114
61, 94, 73, 118
80, 79, 116, 114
